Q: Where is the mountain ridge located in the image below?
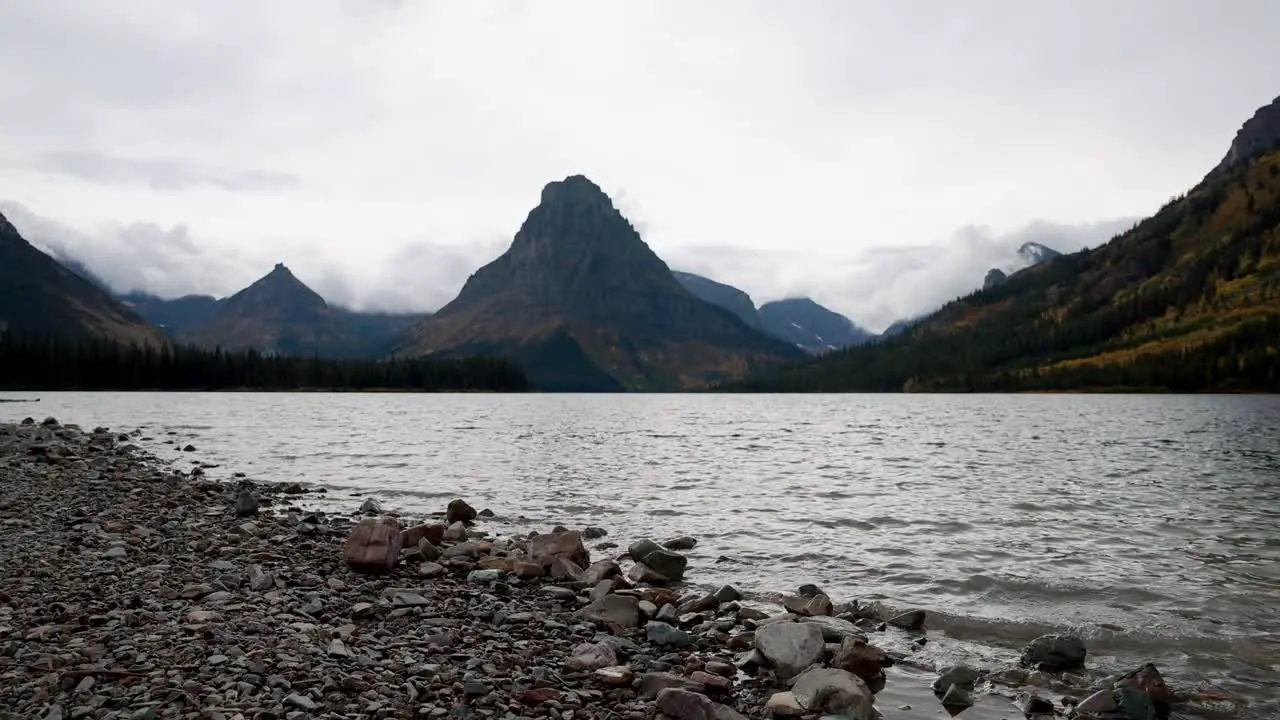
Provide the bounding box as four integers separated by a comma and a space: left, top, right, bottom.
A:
393, 175, 806, 390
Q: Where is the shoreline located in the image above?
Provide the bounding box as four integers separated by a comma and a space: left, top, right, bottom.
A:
0, 418, 1230, 719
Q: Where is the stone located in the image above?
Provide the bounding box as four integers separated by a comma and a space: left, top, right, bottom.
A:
567, 642, 618, 672
1114, 687, 1158, 720
446, 498, 477, 524
582, 559, 621, 585
343, 516, 403, 573
284, 693, 316, 711
754, 621, 825, 680
939, 683, 974, 715
467, 569, 502, 582
1113, 662, 1175, 711
513, 561, 544, 579
247, 565, 274, 591
417, 562, 445, 578
1020, 634, 1087, 671
550, 556, 585, 580
797, 615, 867, 642
713, 584, 742, 603
628, 562, 670, 585
831, 636, 888, 685
886, 609, 926, 630
576, 593, 640, 628
101, 546, 127, 559
662, 535, 697, 550
638, 672, 705, 699
529, 530, 590, 569
628, 538, 665, 561
1016, 692, 1056, 716
477, 555, 514, 572
790, 668, 874, 720
1076, 688, 1119, 715
765, 691, 805, 717
440, 540, 480, 559
234, 490, 259, 517
595, 665, 633, 686
656, 688, 714, 720
401, 523, 445, 547
392, 591, 430, 607
327, 639, 351, 657
646, 621, 692, 647
444, 521, 468, 542
639, 547, 688, 582
416, 538, 442, 561
806, 593, 834, 617
690, 670, 732, 692
797, 583, 825, 598
930, 665, 980, 694
358, 497, 384, 515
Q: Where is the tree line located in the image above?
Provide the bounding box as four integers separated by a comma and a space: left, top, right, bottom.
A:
0, 330, 531, 392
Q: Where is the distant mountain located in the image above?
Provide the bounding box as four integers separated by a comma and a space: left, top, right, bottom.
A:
728, 94, 1280, 393
757, 298, 874, 354
672, 271, 761, 328
981, 241, 1063, 290
120, 292, 221, 337
0, 210, 167, 346
393, 175, 805, 390
184, 264, 425, 358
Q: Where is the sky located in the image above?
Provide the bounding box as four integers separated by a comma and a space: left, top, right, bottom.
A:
1, 1, 1277, 333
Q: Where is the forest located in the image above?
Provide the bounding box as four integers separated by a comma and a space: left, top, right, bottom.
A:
0, 330, 530, 392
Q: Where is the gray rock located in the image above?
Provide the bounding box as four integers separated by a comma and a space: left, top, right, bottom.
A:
392, 591, 430, 607
567, 642, 618, 672
582, 559, 621, 585
444, 521, 468, 542
576, 593, 640, 628
887, 609, 926, 630
641, 547, 688, 582
646, 621, 692, 648
358, 497, 384, 515
753, 620, 825, 681
656, 687, 713, 720
662, 535, 698, 551
764, 691, 804, 717
638, 672, 705, 699
931, 665, 980, 694
417, 562, 445, 578
1021, 634, 1087, 671
467, 569, 502, 582
713, 584, 742, 603
327, 639, 351, 657
790, 667, 874, 720
939, 683, 974, 714
1016, 692, 1056, 716
101, 546, 127, 559
628, 538, 664, 562
628, 562, 670, 585
582, 526, 608, 539
234, 490, 259, 517
446, 498, 477, 524
284, 693, 316, 711
797, 615, 866, 642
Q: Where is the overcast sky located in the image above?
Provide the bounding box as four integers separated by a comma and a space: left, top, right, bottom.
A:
1, 1, 1277, 332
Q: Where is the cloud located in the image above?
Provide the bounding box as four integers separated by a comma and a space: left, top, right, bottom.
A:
665, 217, 1138, 333
17, 151, 301, 192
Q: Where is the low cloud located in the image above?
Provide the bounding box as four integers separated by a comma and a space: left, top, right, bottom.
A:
666, 217, 1138, 333
18, 151, 301, 192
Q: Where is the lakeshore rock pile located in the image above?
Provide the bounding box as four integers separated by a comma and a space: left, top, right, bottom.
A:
0, 419, 1186, 719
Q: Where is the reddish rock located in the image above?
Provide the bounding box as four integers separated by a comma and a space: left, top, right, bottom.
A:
529, 530, 590, 569
518, 688, 560, 705
656, 687, 714, 720
831, 636, 889, 685
690, 670, 732, 692
343, 517, 403, 573
514, 561, 544, 579
400, 523, 445, 547
478, 556, 515, 572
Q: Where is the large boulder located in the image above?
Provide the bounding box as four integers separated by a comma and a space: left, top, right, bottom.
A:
790, 667, 874, 720
343, 517, 403, 573
754, 620, 825, 681
529, 530, 590, 569
1020, 634, 1087, 671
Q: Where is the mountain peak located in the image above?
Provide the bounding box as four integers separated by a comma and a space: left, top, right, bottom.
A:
1211, 95, 1280, 176
539, 174, 612, 207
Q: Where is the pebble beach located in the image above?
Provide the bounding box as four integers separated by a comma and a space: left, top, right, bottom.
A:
0, 418, 1218, 719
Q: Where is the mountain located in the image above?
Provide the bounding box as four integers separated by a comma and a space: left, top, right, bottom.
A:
728, 95, 1280, 392
757, 298, 874, 354
982, 241, 1063, 290
120, 292, 221, 337
184, 264, 424, 358
393, 175, 806, 391
982, 268, 1007, 290
0, 210, 167, 346
672, 271, 761, 329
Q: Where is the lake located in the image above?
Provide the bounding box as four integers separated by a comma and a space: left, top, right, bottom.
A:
4, 391, 1278, 716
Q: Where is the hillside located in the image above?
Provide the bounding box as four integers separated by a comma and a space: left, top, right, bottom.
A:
0, 210, 167, 347
393, 175, 805, 391
672, 271, 761, 329
728, 98, 1280, 393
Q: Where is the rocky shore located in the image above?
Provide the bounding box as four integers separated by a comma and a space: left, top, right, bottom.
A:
0, 419, 1195, 719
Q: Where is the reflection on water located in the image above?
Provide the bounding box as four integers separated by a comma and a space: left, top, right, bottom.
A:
4, 391, 1279, 715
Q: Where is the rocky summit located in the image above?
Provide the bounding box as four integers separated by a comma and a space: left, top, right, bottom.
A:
0, 417, 1195, 720
392, 175, 805, 391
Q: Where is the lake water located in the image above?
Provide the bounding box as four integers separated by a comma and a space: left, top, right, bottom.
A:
4, 392, 1279, 716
